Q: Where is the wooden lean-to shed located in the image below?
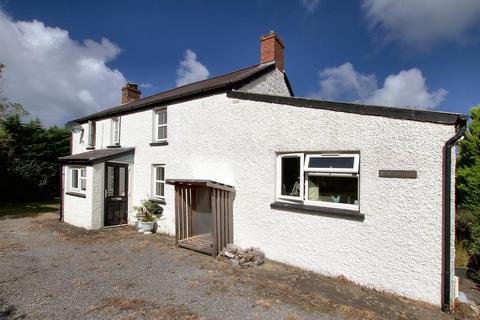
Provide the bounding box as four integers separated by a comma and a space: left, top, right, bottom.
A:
166, 179, 235, 256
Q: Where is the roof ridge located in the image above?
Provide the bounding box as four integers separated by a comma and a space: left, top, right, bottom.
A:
129, 63, 265, 104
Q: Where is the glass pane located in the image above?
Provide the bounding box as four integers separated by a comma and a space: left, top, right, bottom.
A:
308, 157, 355, 169
71, 169, 78, 189
157, 126, 167, 140
80, 178, 86, 191
114, 130, 120, 143
107, 166, 114, 197
281, 157, 300, 196
80, 169, 86, 178
307, 175, 358, 205
156, 166, 165, 181
157, 110, 167, 125
119, 167, 126, 196
155, 182, 164, 197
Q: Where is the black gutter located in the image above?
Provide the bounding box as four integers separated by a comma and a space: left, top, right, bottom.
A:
227, 91, 464, 125
442, 115, 468, 311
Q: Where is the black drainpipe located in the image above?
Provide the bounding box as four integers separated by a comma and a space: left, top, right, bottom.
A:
442, 115, 467, 311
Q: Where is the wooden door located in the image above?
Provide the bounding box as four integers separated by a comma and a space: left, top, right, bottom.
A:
104, 163, 129, 226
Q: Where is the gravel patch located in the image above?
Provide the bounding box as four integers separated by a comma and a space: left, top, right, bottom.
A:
0, 212, 477, 319
0, 213, 331, 320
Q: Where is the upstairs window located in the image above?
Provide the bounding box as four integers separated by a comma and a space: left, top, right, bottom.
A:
276, 153, 359, 210
111, 117, 120, 145
87, 120, 96, 148
70, 167, 87, 193
155, 108, 167, 141
152, 165, 165, 199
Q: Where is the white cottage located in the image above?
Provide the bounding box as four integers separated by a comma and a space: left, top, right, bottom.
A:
59, 32, 467, 310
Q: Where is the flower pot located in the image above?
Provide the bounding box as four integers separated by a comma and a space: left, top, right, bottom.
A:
455, 267, 468, 278
138, 221, 155, 232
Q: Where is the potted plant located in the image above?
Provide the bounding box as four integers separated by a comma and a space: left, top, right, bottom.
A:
134, 199, 163, 233
455, 241, 470, 278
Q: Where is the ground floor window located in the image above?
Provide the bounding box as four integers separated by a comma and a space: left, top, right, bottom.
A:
152, 165, 165, 199
276, 153, 359, 210
70, 167, 87, 193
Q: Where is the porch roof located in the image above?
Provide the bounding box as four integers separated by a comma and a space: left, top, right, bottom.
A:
59, 147, 135, 165
166, 179, 235, 192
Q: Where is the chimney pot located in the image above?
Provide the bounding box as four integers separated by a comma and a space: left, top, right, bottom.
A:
260, 31, 285, 72
121, 83, 141, 104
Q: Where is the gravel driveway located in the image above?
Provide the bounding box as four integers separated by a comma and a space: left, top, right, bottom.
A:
0, 213, 475, 319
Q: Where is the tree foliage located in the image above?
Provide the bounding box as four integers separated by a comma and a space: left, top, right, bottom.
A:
456, 107, 480, 276
0, 63, 70, 202
457, 107, 480, 210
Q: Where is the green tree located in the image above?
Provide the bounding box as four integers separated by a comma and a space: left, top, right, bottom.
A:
457, 107, 480, 210
0, 63, 70, 202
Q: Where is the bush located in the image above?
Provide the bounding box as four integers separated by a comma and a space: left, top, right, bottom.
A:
134, 199, 163, 222
455, 241, 470, 268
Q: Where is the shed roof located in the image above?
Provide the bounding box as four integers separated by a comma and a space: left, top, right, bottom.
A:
166, 179, 235, 192
72, 62, 290, 124
59, 148, 135, 165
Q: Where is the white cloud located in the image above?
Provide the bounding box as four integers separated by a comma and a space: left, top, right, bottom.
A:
139, 83, 153, 89
317, 63, 377, 102
314, 62, 447, 109
175, 49, 209, 87
300, 0, 320, 13
0, 9, 126, 126
362, 0, 480, 48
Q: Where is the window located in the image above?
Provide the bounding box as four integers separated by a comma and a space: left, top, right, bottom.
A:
152, 165, 165, 198
154, 108, 167, 141
276, 153, 304, 201
87, 120, 95, 148
70, 167, 87, 193
276, 153, 359, 210
111, 117, 120, 145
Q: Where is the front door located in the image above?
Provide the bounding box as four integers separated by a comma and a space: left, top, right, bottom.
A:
104, 163, 129, 226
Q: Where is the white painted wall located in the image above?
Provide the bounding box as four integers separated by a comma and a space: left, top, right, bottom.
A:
65, 70, 457, 305
63, 165, 94, 229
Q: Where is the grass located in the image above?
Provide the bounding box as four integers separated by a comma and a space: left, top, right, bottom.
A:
0, 198, 60, 217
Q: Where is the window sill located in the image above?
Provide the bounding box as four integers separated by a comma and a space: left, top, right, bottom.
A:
270, 201, 364, 221
150, 141, 168, 146
107, 145, 121, 148
148, 197, 166, 205
66, 191, 86, 198
86, 146, 95, 150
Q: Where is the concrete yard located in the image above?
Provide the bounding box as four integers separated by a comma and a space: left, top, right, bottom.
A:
0, 212, 477, 319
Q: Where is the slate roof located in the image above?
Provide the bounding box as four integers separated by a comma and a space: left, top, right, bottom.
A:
58, 148, 135, 164
72, 62, 286, 124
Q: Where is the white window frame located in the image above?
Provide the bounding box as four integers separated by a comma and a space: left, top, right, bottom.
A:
152, 164, 166, 199
276, 152, 360, 210
154, 108, 167, 142
70, 167, 87, 193
304, 153, 359, 173
276, 153, 304, 201
87, 120, 95, 148
111, 117, 120, 145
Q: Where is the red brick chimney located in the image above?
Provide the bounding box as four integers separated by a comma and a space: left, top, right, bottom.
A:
260, 31, 285, 72
121, 83, 141, 104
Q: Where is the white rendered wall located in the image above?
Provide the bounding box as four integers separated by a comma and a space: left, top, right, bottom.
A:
240, 68, 291, 96
63, 165, 94, 229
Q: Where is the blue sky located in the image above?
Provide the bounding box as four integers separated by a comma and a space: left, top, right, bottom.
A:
0, 0, 479, 125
